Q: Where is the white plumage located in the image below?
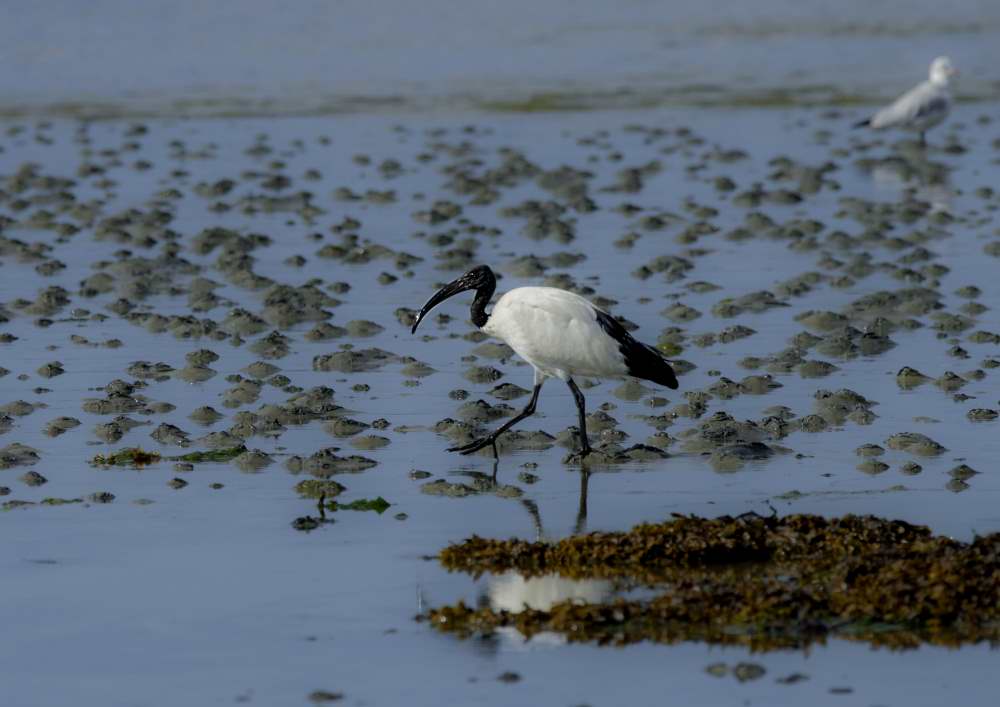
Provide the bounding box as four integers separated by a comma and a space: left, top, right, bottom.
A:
855, 56, 956, 145
483, 287, 626, 383
411, 265, 679, 459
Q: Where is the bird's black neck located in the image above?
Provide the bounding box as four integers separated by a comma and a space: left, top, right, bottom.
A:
470, 272, 496, 328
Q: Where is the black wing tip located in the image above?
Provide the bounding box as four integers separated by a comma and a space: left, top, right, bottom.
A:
593, 309, 630, 344
632, 350, 679, 390
594, 309, 680, 389
853, 118, 871, 129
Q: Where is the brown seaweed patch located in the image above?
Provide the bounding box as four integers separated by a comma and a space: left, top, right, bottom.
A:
428, 513, 1000, 650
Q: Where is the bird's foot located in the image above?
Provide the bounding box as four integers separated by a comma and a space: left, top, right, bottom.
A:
447, 436, 498, 457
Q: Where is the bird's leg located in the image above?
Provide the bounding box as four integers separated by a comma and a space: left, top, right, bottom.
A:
566, 378, 592, 457
447, 383, 542, 456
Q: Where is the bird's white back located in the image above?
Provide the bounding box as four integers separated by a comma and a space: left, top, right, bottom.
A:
482, 286, 629, 381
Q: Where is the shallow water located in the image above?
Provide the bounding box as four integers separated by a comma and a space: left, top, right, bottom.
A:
1, 106, 998, 706
2, 0, 999, 115
3, 3, 1000, 705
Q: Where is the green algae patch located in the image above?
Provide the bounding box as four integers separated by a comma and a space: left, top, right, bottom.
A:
292, 496, 391, 531
173, 446, 247, 463
428, 513, 1000, 650
2, 500, 37, 510
91, 445, 246, 467
91, 447, 162, 466
324, 496, 391, 514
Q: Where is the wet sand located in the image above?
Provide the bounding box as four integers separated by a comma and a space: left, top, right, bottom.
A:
0, 104, 998, 705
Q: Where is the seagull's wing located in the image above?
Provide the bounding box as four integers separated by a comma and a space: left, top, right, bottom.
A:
869, 80, 947, 129
913, 94, 950, 121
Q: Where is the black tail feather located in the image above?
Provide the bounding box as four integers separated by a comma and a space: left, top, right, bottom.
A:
625, 342, 679, 389
594, 310, 679, 389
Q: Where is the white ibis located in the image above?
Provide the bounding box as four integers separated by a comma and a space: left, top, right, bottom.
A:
853, 56, 956, 146
411, 265, 679, 459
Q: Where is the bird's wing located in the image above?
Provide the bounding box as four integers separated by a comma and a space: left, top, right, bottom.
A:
870, 81, 946, 129
914, 94, 950, 120
488, 288, 626, 379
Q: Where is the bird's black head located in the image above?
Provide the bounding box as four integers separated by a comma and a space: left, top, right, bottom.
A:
411, 265, 497, 334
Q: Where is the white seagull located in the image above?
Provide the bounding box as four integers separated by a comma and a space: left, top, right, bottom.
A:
411, 265, 679, 459
854, 56, 957, 146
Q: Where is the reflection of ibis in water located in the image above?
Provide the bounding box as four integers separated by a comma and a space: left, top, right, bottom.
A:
411, 265, 678, 460
460, 463, 592, 536
487, 469, 612, 647
471, 567, 614, 651
488, 572, 612, 613
520, 467, 592, 538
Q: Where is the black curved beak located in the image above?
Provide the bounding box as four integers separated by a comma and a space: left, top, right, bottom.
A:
410, 278, 473, 334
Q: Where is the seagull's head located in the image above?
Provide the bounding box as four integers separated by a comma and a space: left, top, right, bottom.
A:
411, 265, 497, 334
929, 56, 957, 85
